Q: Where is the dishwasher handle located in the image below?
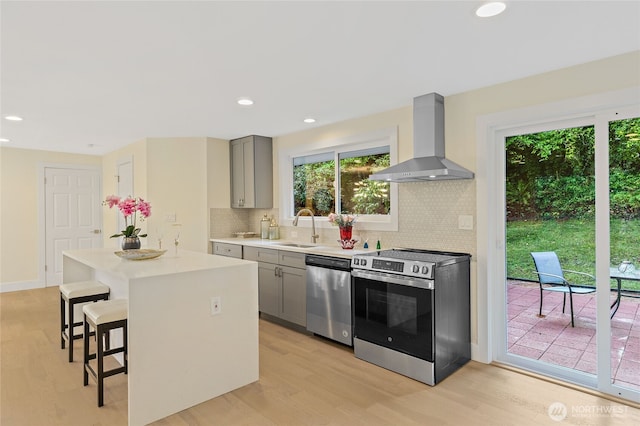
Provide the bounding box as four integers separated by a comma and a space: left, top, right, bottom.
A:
305, 254, 351, 271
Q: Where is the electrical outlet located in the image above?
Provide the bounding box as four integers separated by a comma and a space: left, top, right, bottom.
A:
210, 296, 221, 315
458, 215, 474, 230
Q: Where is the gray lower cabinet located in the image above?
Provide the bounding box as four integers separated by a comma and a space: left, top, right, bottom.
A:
212, 242, 243, 258
244, 246, 306, 326
257, 261, 279, 317
279, 265, 306, 325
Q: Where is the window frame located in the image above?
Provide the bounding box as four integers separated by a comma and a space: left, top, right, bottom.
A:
279, 127, 398, 231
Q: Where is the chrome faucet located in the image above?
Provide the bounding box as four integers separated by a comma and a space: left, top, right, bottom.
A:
293, 208, 319, 243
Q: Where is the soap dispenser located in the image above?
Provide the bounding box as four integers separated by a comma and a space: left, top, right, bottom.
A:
260, 214, 270, 239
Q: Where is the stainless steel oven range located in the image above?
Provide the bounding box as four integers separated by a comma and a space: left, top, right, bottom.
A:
351, 248, 470, 385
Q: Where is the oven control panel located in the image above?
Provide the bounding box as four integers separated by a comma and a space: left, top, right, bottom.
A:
352, 256, 435, 279
371, 258, 404, 273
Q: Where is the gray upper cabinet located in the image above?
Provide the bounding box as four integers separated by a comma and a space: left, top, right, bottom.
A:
230, 135, 273, 208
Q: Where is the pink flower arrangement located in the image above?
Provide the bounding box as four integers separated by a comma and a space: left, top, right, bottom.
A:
103, 195, 151, 238
328, 213, 357, 228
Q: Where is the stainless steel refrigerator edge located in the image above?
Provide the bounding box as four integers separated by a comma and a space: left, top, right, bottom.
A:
305, 255, 353, 346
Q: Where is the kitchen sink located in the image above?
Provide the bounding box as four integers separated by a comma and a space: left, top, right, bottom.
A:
276, 243, 318, 248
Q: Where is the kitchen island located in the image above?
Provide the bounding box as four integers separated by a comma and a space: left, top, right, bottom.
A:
63, 248, 259, 426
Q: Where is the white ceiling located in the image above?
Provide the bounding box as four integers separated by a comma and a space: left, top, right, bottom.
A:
1, 1, 639, 155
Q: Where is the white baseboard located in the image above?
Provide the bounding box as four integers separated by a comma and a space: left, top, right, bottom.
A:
471, 342, 490, 364
0, 280, 46, 293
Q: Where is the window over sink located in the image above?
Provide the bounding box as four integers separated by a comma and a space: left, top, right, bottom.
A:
279, 127, 398, 231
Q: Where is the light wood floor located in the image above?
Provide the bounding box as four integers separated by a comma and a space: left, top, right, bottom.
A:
2, 286, 639, 425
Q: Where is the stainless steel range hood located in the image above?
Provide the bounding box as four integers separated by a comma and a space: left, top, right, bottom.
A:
369, 93, 474, 182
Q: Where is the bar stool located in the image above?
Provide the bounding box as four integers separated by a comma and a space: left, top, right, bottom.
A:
59, 280, 110, 362
83, 299, 128, 407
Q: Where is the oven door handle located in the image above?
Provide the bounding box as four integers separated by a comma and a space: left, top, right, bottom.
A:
351, 269, 434, 290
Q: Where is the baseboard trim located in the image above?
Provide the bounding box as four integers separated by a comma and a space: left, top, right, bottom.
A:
470, 342, 491, 364
0, 280, 45, 293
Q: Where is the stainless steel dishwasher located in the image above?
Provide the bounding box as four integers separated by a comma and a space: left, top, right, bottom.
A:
305, 254, 352, 346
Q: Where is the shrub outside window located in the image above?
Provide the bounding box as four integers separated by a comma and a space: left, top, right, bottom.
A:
293, 147, 390, 217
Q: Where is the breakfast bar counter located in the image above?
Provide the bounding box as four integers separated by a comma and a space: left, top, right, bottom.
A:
63, 248, 259, 426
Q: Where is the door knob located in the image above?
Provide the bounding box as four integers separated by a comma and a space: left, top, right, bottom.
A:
92, 229, 101, 234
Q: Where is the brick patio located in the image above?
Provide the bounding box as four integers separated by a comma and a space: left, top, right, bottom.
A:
507, 280, 640, 390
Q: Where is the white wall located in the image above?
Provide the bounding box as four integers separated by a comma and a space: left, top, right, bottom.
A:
0, 147, 101, 289
102, 137, 216, 253
146, 137, 209, 253
207, 137, 231, 209
101, 139, 148, 250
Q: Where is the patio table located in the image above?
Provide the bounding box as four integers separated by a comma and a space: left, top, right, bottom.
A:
609, 267, 640, 318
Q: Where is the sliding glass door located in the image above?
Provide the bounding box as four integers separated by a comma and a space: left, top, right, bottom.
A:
496, 105, 640, 403
601, 111, 640, 397
504, 119, 598, 382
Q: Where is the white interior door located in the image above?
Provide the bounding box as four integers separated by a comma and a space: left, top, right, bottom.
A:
117, 156, 133, 199
45, 167, 102, 286
114, 157, 134, 248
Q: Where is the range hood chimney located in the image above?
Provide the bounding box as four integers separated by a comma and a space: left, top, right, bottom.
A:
369, 93, 474, 182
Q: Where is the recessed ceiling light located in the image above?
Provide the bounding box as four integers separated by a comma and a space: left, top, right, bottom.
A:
237, 98, 254, 106
0, 138, 10, 143
4, 115, 23, 121
476, 2, 506, 18
303, 118, 316, 124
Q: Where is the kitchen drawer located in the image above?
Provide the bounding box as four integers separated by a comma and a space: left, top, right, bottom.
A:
243, 246, 279, 264
279, 251, 306, 269
213, 242, 242, 259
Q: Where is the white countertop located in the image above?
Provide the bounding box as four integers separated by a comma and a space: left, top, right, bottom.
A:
210, 237, 374, 259
63, 247, 252, 280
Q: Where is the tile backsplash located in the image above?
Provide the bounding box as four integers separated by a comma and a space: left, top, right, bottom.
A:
210, 180, 476, 257
209, 208, 251, 238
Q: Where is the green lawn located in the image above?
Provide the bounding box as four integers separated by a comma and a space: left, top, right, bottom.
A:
506, 218, 640, 291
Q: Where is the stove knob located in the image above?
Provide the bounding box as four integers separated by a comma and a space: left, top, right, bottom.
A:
353, 258, 360, 265
422, 266, 429, 275
412, 265, 420, 273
